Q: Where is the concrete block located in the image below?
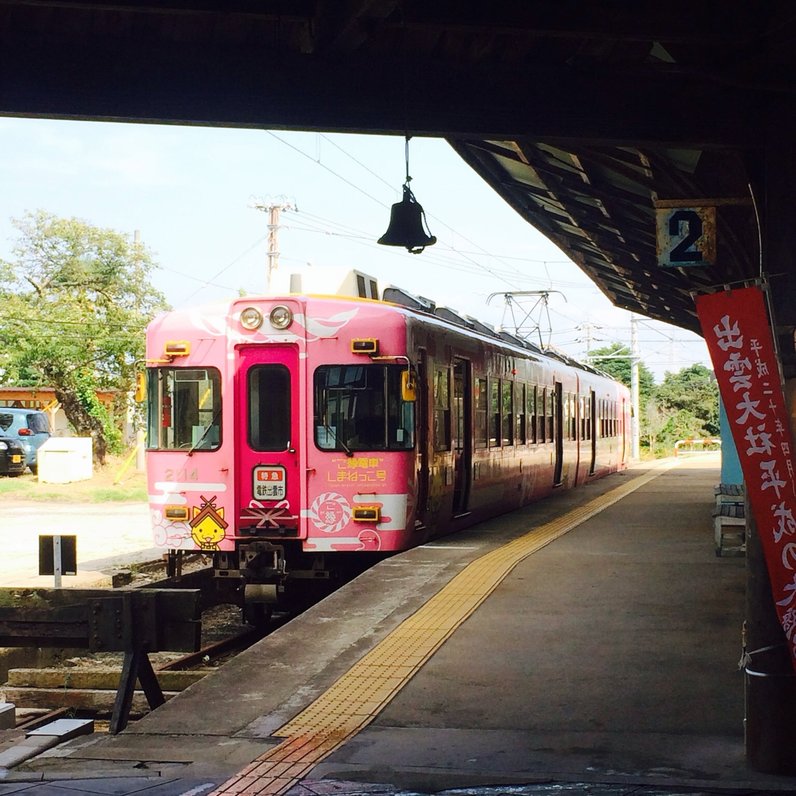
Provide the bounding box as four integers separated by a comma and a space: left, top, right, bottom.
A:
26, 717, 94, 741
0, 702, 14, 729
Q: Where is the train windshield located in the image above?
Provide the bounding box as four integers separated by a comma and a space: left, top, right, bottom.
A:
314, 365, 414, 452
146, 367, 222, 451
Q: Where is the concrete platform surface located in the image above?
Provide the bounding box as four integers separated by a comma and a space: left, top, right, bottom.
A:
2, 455, 795, 796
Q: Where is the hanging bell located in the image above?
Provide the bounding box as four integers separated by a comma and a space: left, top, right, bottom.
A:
378, 184, 437, 254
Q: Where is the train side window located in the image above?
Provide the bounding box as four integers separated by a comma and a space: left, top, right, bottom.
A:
583, 396, 590, 441
515, 382, 526, 444
528, 385, 537, 444
588, 397, 592, 440
474, 377, 488, 448
502, 380, 513, 446
547, 389, 555, 443
538, 387, 546, 442
314, 365, 414, 452
489, 379, 500, 447
433, 367, 451, 451
564, 393, 575, 439
249, 364, 291, 451
566, 393, 578, 439
571, 395, 577, 441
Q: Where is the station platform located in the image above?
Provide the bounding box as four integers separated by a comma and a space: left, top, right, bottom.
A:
2, 455, 795, 796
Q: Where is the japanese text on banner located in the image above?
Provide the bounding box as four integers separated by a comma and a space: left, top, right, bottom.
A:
696, 287, 796, 670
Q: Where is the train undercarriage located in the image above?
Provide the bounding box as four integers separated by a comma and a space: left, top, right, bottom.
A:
166, 542, 385, 625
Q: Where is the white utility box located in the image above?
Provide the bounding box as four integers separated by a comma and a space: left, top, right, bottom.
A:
37, 437, 93, 483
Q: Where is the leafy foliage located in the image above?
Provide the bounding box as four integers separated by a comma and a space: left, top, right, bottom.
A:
655, 363, 719, 437
590, 343, 720, 456
589, 342, 656, 405
0, 211, 168, 462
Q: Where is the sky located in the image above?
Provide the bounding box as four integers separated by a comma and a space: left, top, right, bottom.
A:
0, 117, 710, 381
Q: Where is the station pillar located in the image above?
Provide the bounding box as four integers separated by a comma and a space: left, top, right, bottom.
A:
744, 505, 796, 773
743, 108, 796, 774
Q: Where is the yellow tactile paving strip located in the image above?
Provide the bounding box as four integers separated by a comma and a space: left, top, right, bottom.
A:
212, 461, 677, 796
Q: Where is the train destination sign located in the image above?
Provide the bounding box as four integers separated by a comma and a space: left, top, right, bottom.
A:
253, 465, 286, 501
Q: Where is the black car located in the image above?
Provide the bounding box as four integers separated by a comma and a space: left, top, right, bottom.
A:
0, 433, 26, 476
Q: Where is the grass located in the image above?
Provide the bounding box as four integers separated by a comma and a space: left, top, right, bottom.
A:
0, 453, 147, 503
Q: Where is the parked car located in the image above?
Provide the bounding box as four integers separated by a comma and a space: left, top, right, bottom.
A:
0, 408, 51, 474
0, 433, 26, 476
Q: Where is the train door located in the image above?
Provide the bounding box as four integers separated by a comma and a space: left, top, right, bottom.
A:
236, 346, 301, 532
415, 350, 430, 527
452, 357, 472, 516
589, 389, 597, 474
553, 381, 564, 486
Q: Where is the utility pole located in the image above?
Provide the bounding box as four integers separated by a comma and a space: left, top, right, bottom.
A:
582, 322, 593, 356
251, 198, 296, 291
576, 321, 602, 359
630, 314, 641, 460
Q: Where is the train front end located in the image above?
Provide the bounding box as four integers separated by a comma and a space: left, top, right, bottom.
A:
144, 294, 418, 615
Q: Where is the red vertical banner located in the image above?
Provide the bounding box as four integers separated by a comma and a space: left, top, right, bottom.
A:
696, 286, 796, 671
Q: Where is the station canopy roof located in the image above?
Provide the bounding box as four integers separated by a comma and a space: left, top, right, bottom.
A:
2, 2, 792, 337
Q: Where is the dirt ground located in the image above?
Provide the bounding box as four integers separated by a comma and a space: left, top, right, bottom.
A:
0, 453, 147, 503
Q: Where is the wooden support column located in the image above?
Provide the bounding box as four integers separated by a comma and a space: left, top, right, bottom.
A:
744, 504, 796, 773
744, 104, 796, 774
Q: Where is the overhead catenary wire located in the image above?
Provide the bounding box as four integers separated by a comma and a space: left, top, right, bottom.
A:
266, 132, 534, 292
175, 235, 270, 305
179, 130, 706, 377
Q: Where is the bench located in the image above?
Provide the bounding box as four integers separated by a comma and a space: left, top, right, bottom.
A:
713, 484, 746, 557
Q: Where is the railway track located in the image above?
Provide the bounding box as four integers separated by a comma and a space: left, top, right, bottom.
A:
2, 608, 268, 723
1, 568, 330, 727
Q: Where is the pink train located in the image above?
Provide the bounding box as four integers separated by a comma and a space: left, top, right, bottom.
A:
144, 279, 630, 617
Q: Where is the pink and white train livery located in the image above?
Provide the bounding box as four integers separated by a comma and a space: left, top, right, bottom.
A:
144, 278, 629, 613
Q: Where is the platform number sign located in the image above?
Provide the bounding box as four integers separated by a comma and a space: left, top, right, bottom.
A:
656, 206, 716, 268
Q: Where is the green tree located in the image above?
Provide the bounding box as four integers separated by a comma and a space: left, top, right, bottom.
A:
589, 342, 656, 406
0, 211, 169, 462
655, 363, 719, 437
642, 397, 669, 456
657, 408, 713, 447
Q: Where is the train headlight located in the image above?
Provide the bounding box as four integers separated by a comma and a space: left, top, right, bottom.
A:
269, 305, 293, 330
240, 307, 264, 330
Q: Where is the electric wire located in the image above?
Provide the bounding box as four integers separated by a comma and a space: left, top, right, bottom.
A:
174, 235, 269, 305
267, 133, 532, 292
